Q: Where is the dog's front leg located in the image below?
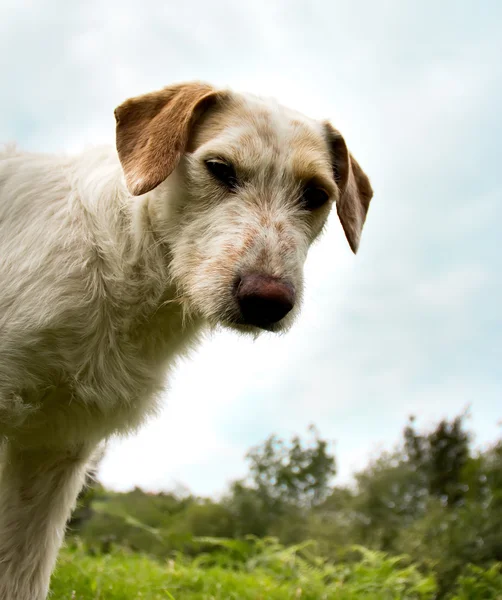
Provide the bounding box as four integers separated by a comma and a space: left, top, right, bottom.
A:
0, 441, 95, 600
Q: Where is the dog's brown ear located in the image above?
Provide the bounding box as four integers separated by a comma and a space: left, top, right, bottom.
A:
115, 82, 223, 196
324, 123, 373, 253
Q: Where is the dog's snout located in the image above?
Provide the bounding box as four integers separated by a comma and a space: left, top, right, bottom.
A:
235, 274, 295, 328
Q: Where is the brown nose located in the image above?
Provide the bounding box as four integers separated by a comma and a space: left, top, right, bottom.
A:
235, 274, 295, 328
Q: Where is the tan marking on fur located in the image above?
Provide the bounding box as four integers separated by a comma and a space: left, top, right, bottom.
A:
289, 126, 337, 193
257, 247, 268, 265
280, 236, 295, 254
324, 122, 374, 252
205, 260, 232, 278
115, 82, 228, 196
188, 95, 245, 151
250, 112, 280, 153
241, 229, 258, 254
275, 221, 286, 234
259, 214, 271, 227
221, 242, 241, 261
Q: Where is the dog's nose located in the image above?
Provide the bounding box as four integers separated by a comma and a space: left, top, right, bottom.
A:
235, 274, 295, 328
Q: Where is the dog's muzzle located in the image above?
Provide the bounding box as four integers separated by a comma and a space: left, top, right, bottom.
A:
234, 273, 295, 329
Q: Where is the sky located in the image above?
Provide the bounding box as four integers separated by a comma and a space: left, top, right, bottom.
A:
1, 0, 501, 497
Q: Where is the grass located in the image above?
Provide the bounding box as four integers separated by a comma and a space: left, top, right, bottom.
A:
50, 541, 438, 600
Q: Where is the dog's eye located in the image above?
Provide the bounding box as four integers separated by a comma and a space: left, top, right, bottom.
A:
205, 159, 238, 190
301, 185, 330, 210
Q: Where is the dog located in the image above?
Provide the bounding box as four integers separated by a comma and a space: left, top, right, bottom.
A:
0, 81, 373, 599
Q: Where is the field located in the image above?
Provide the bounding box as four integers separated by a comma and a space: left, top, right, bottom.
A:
51, 416, 502, 599
50, 540, 501, 600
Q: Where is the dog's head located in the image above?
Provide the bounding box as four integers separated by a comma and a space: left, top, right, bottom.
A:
114, 82, 373, 333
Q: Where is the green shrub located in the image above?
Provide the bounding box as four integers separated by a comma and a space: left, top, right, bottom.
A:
52, 540, 438, 600
447, 563, 502, 599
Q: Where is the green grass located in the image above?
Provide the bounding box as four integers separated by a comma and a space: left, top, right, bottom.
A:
50, 542, 437, 600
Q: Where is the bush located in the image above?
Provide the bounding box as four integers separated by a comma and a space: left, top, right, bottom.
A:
52, 539, 439, 599
447, 563, 502, 599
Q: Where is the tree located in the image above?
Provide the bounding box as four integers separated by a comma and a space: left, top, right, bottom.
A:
404, 413, 470, 507
226, 426, 336, 539
245, 424, 336, 511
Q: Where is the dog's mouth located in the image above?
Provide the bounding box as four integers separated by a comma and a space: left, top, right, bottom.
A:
221, 315, 282, 334
220, 316, 285, 335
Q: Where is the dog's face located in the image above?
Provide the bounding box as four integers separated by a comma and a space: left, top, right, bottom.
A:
114, 82, 373, 333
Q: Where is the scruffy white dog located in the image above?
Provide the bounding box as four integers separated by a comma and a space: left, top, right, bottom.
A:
0, 82, 373, 599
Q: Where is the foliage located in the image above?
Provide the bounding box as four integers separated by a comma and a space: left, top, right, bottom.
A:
52, 540, 439, 599
446, 563, 502, 600
67, 416, 502, 598
244, 424, 336, 510
404, 414, 470, 507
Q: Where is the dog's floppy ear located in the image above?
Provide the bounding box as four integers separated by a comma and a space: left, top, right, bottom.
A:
324, 123, 373, 253
115, 82, 223, 196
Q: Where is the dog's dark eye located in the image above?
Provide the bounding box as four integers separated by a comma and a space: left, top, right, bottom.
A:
205, 159, 238, 190
301, 185, 330, 210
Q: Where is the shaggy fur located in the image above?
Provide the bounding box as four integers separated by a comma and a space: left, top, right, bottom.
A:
0, 81, 373, 599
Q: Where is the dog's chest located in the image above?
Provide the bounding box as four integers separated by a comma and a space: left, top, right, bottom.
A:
16, 302, 202, 446
77, 302, 200, 409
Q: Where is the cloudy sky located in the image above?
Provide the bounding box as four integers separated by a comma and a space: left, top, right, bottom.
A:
2, 1, 501, 496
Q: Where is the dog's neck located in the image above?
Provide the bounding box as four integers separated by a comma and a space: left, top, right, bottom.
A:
73, 146, 199, 335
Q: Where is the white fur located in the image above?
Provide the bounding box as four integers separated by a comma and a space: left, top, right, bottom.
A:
0, 90, 341, 599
